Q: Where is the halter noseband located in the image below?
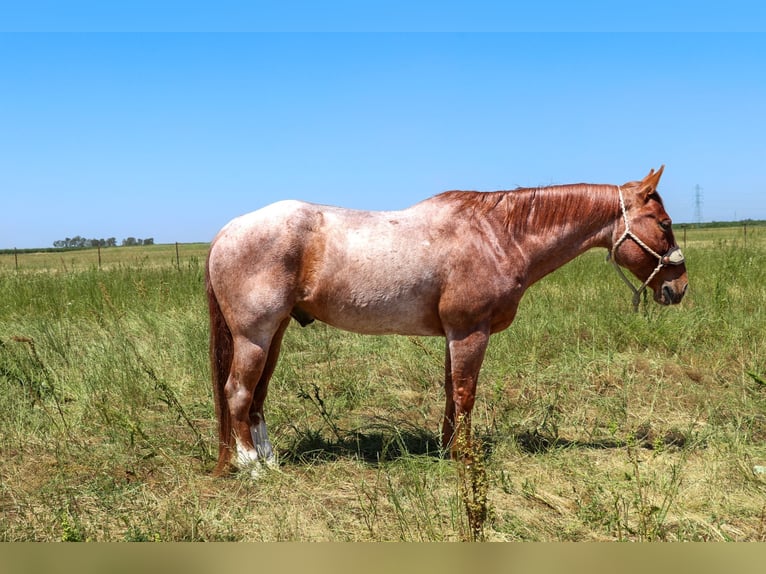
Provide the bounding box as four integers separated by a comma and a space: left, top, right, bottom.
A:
608, 186, 685, 311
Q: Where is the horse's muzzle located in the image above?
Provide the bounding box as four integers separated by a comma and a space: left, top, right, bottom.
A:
655, 279, 688, 305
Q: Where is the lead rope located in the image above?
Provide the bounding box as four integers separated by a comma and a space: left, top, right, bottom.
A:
609, 186, 678, 312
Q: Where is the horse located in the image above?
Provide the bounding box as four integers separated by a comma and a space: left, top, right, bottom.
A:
205, 166, 688, 477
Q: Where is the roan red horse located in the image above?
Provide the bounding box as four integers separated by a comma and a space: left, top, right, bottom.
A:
206, 166, 688, 477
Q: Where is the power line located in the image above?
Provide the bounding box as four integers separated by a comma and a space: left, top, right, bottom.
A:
694, 184, 703, 225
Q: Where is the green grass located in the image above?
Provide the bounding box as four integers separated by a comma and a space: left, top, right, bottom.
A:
1, 228, 765, 541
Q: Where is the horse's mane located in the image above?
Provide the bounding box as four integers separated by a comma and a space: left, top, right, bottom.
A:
436, 184, 619, 234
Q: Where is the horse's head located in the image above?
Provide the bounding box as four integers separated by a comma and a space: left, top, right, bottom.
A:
610, 166, 688, 307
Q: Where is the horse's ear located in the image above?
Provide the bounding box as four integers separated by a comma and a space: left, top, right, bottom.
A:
638, 165, 665, 200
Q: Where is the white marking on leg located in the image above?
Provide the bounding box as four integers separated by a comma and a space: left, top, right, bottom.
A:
235, 441, 264, 479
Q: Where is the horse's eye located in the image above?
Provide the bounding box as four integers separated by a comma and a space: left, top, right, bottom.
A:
659, 219, 672, 231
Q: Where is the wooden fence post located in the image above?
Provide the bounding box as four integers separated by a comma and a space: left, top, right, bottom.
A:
14, 248, 18, 271
176, 242, 180, 269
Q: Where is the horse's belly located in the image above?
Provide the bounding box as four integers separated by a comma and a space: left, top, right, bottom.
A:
318, 312, 443, 337
301, 291, 443, 336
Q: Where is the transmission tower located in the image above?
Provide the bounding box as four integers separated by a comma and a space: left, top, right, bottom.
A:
694, 184, 703, 225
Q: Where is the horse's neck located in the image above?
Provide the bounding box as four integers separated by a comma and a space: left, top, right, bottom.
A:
512, 186, 618, 285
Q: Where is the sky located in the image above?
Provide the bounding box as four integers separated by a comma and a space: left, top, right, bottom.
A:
1, 4, 765, 248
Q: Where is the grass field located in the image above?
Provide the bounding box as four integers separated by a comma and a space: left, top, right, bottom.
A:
1, 226, 765, 541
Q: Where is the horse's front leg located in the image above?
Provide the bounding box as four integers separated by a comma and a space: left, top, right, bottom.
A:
441, 326, 490, 459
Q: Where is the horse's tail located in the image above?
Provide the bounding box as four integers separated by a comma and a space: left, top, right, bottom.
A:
206, 252, 234, 476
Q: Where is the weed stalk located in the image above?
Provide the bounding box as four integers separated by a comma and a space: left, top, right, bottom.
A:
454, 415, 490, 541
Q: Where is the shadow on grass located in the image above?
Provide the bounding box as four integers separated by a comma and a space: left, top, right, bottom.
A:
281, 418, 443, 465
279, 416, 508, 466
513, 424, 691, 454
280, 419, 694, 466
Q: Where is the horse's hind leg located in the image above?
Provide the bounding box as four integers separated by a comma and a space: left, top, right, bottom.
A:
247, 317, 290, 470
226, 321, 285, 477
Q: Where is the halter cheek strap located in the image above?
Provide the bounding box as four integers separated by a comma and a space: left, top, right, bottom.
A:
608, 186, 686, 311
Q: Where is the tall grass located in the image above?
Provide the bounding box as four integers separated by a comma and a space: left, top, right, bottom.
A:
1, 228, 764, 541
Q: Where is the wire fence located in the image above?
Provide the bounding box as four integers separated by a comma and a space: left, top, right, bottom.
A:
0, 242, 210, 273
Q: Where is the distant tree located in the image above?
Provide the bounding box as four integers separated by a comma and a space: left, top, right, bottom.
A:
53, 235, 152, 248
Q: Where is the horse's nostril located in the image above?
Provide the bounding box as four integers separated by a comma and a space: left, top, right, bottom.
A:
663, 285, 673, 304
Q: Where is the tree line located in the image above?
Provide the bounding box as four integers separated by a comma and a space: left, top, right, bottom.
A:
53, 236, 155, 248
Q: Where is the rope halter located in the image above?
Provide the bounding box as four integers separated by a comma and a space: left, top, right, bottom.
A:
608, 186, 686, 311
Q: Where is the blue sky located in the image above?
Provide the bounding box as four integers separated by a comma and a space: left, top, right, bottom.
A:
1, 6, 765, 248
